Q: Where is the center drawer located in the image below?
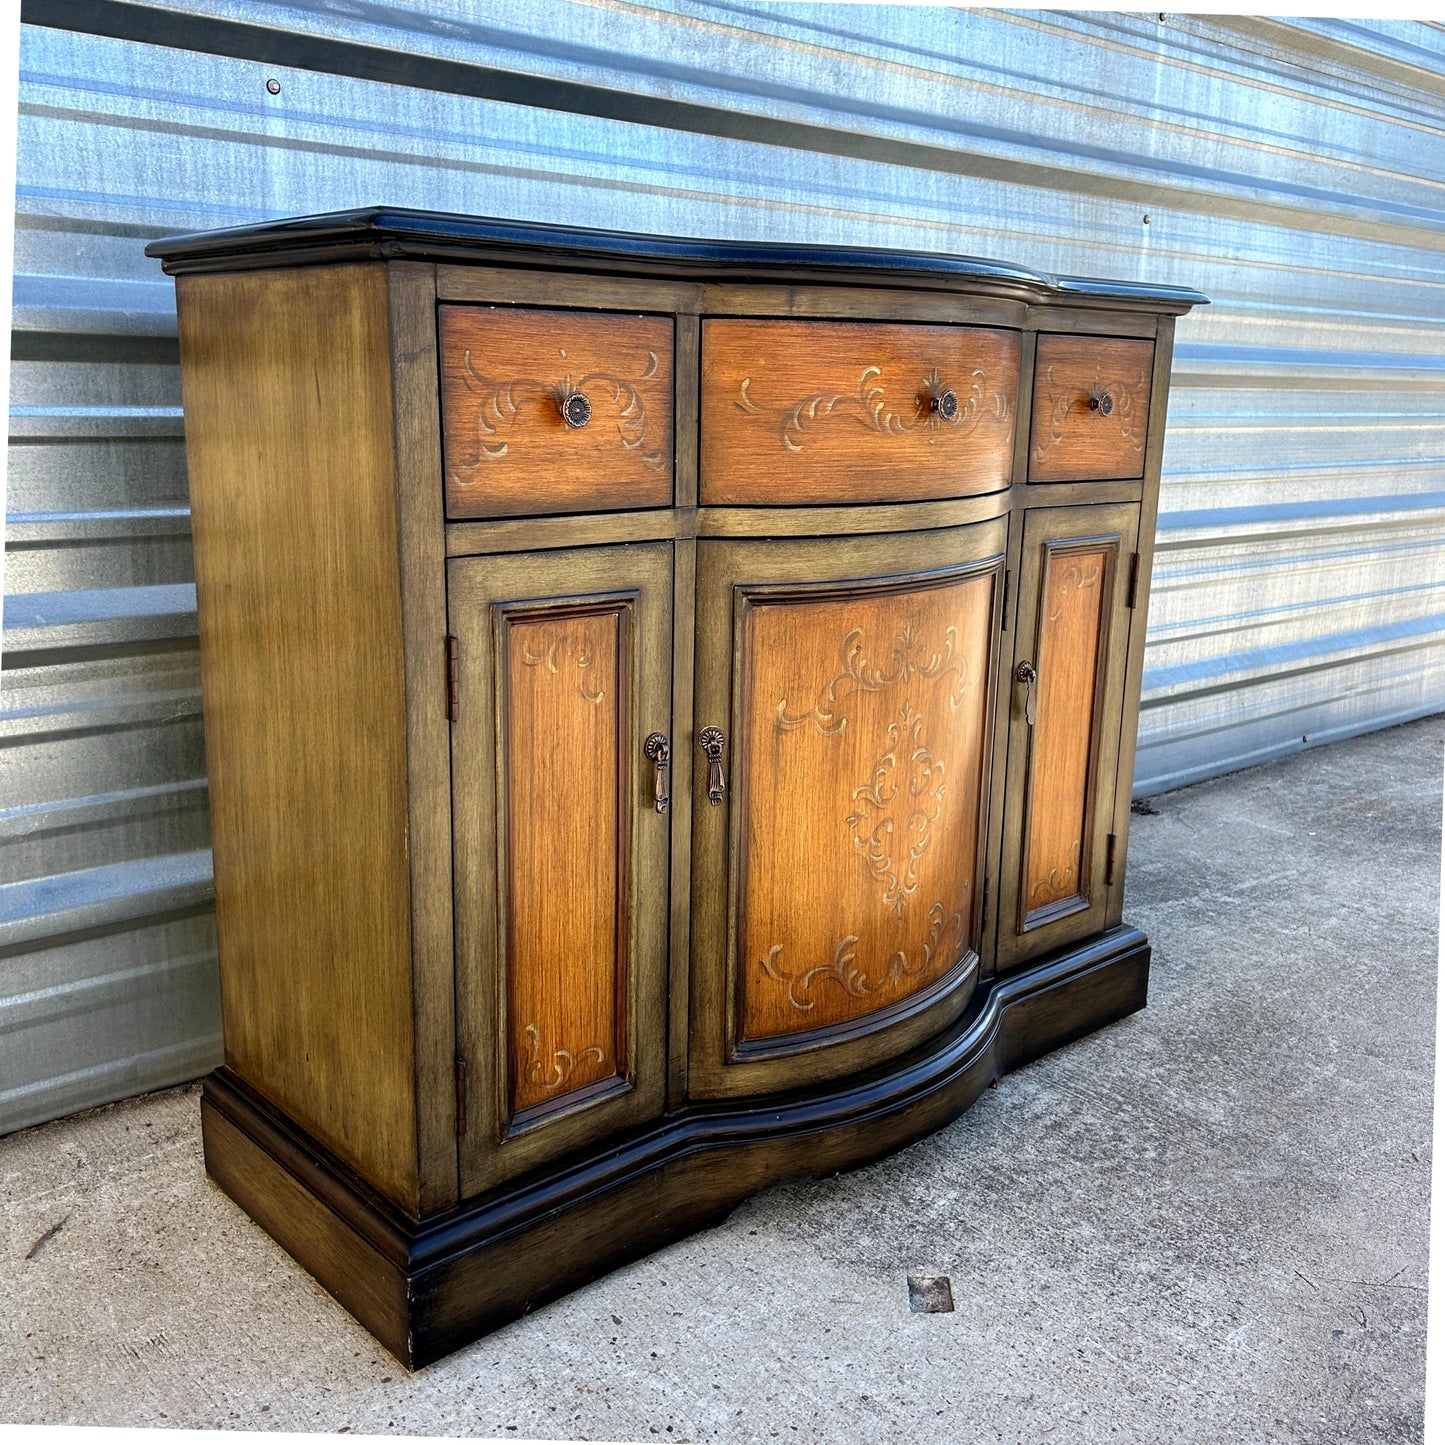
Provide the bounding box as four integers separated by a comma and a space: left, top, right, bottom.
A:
699, 319, 1020, 506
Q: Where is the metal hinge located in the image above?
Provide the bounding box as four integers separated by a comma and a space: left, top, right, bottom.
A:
454, 1057, 468, 1136
446, 634, 460, 722
1105, 833, 1118, 887
1125, 553, 1141, 610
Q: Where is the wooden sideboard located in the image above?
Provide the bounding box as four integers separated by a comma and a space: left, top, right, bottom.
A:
148, 210, 1205, 1368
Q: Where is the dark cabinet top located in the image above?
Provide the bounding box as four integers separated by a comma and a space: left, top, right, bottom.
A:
146, 206, 1208, 314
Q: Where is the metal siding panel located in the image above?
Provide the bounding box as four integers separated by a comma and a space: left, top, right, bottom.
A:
5, 7, 1442, 1127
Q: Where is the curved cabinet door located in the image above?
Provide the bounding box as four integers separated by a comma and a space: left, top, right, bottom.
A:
450, 542, 672, 1195
997, 503, 1140, 972
689, 520, 1007, 1099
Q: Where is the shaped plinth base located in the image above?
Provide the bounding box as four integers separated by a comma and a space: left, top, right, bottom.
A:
201, 925, 1150, 1368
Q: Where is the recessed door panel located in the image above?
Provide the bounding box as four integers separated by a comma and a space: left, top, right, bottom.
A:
1023, 544, 1113, 926
690, 520, 1007, 1099
998, 504, 1139, 971
450, 542, 672, 1195
502, 605, 627, 1123
737, 575, 994, 1044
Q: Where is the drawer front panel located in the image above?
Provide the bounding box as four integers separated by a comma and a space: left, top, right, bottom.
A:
1028, 335, 1154, 483
699, 320, 1019, 506
440, 305, 674, 519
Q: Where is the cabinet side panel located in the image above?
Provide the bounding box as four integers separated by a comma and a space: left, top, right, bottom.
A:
1107, 317, 1177, 927
176, 265, 418, 1212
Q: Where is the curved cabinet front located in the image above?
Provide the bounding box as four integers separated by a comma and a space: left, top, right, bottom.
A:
688, 519, 1008, 1098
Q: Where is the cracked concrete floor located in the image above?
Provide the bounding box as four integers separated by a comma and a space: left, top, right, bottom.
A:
2, 717, 1439, 1443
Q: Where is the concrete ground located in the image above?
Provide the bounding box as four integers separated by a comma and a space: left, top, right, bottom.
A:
2, 718, 1439, 1443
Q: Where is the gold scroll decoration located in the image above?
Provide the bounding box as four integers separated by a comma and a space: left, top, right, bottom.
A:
700, 320, 1018, 505
1028, 335, 1154, 483
737, 574, 994, 1042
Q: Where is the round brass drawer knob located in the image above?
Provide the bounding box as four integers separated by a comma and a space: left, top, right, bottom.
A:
560, 391, 593, 428
930, 388, 960, 422
1089, 391, 1115, 417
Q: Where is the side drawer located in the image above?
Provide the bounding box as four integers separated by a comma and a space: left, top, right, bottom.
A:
1028, 335, 1154, 483
440, 305, 674, 519
700, 319, 1019, 506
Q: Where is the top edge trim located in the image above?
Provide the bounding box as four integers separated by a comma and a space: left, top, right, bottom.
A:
144, 207, 1209, 310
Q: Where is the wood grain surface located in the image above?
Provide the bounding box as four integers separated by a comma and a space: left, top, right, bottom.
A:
689, 522, 1007, 1099
201, 1094, 412, 1361
386, 262, 459, 1216
1028, 335, 1154, 482
440, 305, 674, 518
736, 573, 995, 1042
175, 263, 419, 1211
166, 222, 1190, 1370
1023, 544, 1113, 923
503, 606, 627, 1121
700, 320, 1018, 505
1105, 318, 1175, 934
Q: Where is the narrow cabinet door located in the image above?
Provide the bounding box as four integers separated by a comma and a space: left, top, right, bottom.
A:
690, 520, 1008, 1099
997, 504, 1140, 971
450, 543, 672, 1196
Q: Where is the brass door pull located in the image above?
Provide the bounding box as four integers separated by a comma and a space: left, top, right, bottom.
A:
1015, 660, 1038, 726
698, 726, 727, 806
643, 732, 671, 814
1088, 389, 1115, 417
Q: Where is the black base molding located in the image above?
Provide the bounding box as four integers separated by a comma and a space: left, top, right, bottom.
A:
200, 925, 1150, 1369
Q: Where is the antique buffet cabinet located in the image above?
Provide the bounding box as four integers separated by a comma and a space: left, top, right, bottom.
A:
149, 210, 1205, 1367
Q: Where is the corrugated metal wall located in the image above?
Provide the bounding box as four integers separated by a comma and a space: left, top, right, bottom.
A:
6, 3, 1444, 1133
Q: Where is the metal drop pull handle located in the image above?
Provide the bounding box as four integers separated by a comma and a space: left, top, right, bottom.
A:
1088, 390, 1115, 418
1015, 660, 1038, 727
698, 726, 727, 806
643, 733, 671, 814
558, 390, 593, 428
